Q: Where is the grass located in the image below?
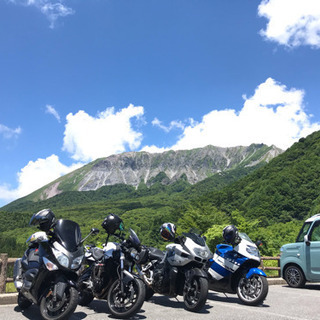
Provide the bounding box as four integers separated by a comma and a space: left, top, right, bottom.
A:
5, 282, 17, 293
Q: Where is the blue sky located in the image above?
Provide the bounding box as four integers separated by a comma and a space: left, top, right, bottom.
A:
1, 0, 320, 207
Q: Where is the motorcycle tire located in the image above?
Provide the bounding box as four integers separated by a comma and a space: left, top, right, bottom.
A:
40, 286, 78, 320
183, 277, 208, 312
78, 289, 94, 306
237, 274, 268, 306
17, 292, 32, 310
145, 286, 155, 301
107, 277, 146, 319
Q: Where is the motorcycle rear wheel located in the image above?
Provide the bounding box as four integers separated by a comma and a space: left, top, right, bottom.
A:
183, 277, 208, 312
107, 278, 145, 319
237, 274, 268, 306
40, 286, 78, 320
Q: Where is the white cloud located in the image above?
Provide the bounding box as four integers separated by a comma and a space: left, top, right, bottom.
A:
152, 118, 185, 133
63, 104, 144, 162
45, 104, 61, 122
0, 123, 21, 139
151, 78, 320, 151
141, 145, 169, 154
0, 154, 82, 203
8, 0, 74, 28
258, 0, 320, 48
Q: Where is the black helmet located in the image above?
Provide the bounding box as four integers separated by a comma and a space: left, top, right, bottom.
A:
160, 222, 176, 241
223, 225, 239, 245
29, 209, 56, 232
101, 214, 124, 235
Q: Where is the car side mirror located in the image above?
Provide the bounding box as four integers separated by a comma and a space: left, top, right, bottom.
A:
304, 234, 310, 246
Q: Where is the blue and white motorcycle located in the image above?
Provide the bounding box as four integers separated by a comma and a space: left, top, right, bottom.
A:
207, 227, 268, 306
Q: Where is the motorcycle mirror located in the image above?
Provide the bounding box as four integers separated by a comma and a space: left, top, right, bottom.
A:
91, 228, 100, 235
80, 228, 100, 244
255, 240, 263, 247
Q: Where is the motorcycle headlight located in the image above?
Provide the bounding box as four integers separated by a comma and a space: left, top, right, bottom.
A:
71, 255, 84, 269
52, 248, 69, 268
194, 248, 210, 259
246, 245, 260, 257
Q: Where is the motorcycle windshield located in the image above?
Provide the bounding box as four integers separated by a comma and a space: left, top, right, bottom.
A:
183, 232, 206, 246
129, 228, 141, 248
53, 219, 82, 252
239, 232, 254, 244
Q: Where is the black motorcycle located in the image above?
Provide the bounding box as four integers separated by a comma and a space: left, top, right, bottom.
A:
134, 223, 211, 312
77, 214, 146, 319
13, 209, 98, 320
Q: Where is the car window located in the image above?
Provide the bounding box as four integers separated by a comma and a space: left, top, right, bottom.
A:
310, 220, 320, 242
296, 222, 312, 242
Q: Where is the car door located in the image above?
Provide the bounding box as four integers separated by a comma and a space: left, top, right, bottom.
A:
306, 220, 320, 280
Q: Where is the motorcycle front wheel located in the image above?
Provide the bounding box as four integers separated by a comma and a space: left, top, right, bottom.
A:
78, 289, 94, 306
40, 286, 78, 320
107, 277, 145, 319
237, 274, 268, 306
183, 277, 208, 312
17, 292, 32, 310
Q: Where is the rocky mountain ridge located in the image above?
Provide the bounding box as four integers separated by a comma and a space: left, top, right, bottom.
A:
31, 143, 282, 202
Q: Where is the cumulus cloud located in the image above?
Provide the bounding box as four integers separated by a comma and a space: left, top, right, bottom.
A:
63, 104, 144, 162
0, 154, 82, 203
258, 0, 320, 48
0, 123, 21, 139
45, 104, 61, 122
7, 0, 74, 28
150, 78, 320, 151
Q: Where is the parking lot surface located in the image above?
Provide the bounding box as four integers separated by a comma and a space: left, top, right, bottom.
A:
1, 284, 319, 320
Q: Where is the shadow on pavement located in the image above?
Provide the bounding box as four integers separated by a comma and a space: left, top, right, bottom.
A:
281, 283, 320, 291
83, 299, 147, 319
207, 292, 270, 308
146, 295, 212, 314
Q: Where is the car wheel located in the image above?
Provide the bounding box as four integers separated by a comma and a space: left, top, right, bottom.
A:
284, 265, 306, 288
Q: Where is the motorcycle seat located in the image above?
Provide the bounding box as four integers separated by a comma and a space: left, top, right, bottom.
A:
90, 247, 104, 261
148, 247, 165, 261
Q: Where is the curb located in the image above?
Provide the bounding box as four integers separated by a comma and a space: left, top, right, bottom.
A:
0, 278, 286, 306
267, 277, 286, 285
0, 292, 18, 305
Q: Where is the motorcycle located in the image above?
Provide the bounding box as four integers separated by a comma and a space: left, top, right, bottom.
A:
135, 223, 211, 312
13, 209, 98, 320
207, 229, 268, 306
77, 220, 146, 319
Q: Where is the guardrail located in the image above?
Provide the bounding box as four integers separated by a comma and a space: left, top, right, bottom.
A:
260, 256, 281, 278
0, 253, 282, 293
0, 254, 16, 293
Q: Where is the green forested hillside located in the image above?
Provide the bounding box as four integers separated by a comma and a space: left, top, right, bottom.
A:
2, 131, 320, 258
176, 131, 320, 254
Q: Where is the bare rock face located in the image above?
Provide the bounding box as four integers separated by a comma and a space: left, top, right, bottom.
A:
30, 144, 282, 200
75, 144, 282, 191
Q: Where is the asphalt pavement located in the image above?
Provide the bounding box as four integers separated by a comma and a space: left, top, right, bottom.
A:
0, 283, 319, 320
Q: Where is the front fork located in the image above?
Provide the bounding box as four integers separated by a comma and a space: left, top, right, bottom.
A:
120, 252, 125, 293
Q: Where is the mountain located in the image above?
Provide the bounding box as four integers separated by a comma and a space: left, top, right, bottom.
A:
14, 144, 282, 204
3, 132, 320, 258
201, 131, 320, 225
